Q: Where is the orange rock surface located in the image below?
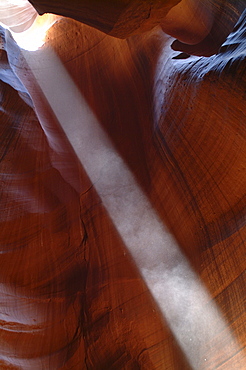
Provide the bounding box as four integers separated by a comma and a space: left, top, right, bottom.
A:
0, 1, 245, 369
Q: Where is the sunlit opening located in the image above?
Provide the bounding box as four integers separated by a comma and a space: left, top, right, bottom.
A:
11, 13, 58, 51
0, 0, 58, 51
0, 0, 37, 33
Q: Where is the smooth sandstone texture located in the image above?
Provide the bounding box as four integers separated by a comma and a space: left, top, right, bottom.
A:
0, 4, 245, 370
27, 0, 181, 37
0, 0, 38, 33
27, 0, 245, 55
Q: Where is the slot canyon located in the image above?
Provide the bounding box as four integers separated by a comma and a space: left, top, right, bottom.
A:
0, 0, 245, 368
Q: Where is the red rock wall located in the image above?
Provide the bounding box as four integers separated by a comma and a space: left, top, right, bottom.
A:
0, 2, 245, 369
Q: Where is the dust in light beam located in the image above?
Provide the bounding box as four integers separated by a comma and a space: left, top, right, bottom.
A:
2, 6, 244, 368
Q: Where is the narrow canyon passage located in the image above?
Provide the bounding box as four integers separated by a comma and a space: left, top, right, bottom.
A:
0, 1, 245, 369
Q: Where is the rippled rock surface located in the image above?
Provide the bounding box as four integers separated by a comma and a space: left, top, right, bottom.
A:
0, 3, 245, 369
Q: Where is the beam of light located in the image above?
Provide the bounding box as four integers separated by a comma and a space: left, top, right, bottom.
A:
0, 1, 58, 51
15, 39, 243, 369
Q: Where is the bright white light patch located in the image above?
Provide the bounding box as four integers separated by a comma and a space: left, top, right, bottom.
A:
11, 13, 59, 51
0, 1, 58, 51
0, 0, 38, 33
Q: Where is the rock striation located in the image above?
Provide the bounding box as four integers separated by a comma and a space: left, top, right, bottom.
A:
27, 0, 245, 55
0, 1, 245, 369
